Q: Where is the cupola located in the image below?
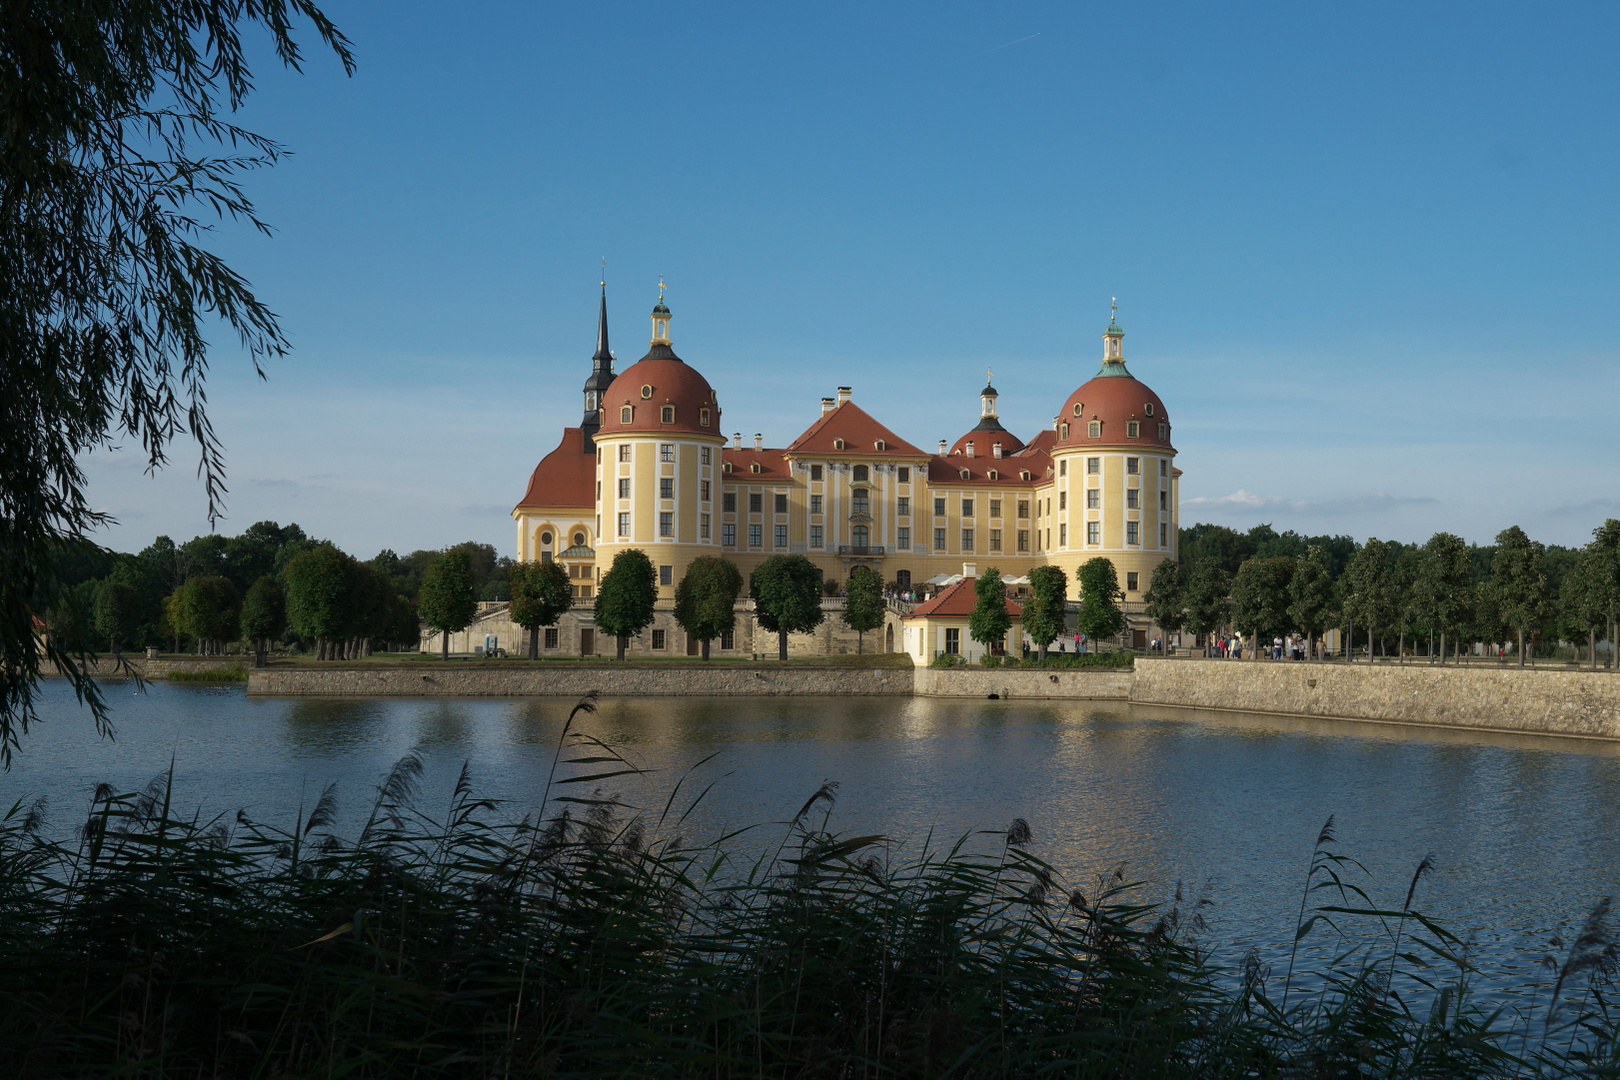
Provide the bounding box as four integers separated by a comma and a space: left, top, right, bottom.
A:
650, 276, 672, 345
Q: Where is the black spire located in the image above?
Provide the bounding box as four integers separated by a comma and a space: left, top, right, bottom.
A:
581, 283, 615, 448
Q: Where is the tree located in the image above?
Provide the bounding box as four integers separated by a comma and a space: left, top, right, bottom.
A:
1562, 547, 1609, 670
93, 582, 141, 658
1183, 558, 1232, 647
595, 549, 657, 661
1287, 546, 1335, 662
172, 576, 241, 655
240, 576, 287, 667
1143, 560, 1186, 647
420, 549, 479, 661
751, 555, 825, 661
1230, 557, 1295, 660
968, 568, 1012, 656
0, 3, 352, 763
1342, 539, 1396, 662
1021, 565, 1068, 661
1592, 520, 1620, 671
509, 561, 573, 660
1075, 557, 1125, 648
1414, 532, 1475, 665
841, 566, 886, 654
1484, 525, 1548, 667
675, 557, 744, 660
285, 544, 355, 660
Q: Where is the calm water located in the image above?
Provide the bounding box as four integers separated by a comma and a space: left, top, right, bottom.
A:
6, 679, 1620, 993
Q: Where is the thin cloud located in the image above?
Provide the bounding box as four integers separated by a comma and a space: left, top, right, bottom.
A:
1182, 489, 1439, 516
251, 477, 300, 489
1548, 498, 1620, 519
979, 32, 1041, 55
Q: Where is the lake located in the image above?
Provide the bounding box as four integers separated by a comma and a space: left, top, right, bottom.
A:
6, 679, 1619, 995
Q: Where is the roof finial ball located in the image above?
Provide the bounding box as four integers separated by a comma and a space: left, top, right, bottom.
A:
650, 275, 672, 345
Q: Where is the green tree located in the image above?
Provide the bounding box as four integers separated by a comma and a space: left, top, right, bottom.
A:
420, 549, 479, 661
751, 555, 825, 661
1075, 557, 1125, 648
1414, 532, 1476, 665
239, 576, 287, 667
1592, 520, 1620, 671
595, 549, 657, 661
841, 565, 886, 654
509, 561, 573, 660
172, 576, 241, 655
1562, 547, 1610, 670
1287, 545, 1335, 662
1484, 525, 1548, 667
968, 567, 1012, 656
1342, 539, 1396, 662
1021, 565, 1068, 661
1230, 557, 1295, 660
92, 581, 141, 658
1183, 558, 1232, 648
675, 557, 744, 660
285, 544, 357, 661
1143, 560, 1186, 648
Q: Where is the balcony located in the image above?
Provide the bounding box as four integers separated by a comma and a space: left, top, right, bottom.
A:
836, 545, 885, 557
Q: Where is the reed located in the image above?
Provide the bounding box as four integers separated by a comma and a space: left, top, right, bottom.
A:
0, 696, 1614, 1078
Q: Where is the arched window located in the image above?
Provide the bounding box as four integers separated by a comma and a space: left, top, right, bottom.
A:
661, 405, 675, 423
574, 532, 585, 546
959, 468, 970, 480
620, 406, 633, 423
852, 524, 869, 549
700, 407, 710, 426
833, 438, 845, 450
1060, 423, 1070, 439
874, 439, 886, 451
987, 469, 999, 480
852, 464, 868, 482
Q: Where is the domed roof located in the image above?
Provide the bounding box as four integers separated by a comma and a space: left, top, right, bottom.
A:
948, 418, 1025, 457
1053, 372, 1172, 452
597, 344, 722, 439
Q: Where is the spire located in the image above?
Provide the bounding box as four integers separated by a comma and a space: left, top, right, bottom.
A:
592, 276, 611, 365
581, 268, 617, 446
1098, 297, 1131, 376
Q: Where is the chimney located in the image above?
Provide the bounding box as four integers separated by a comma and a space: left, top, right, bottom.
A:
836, 386, 852, 404
965, 440, 975, 458
732, 432, 742, 450
820, 397, 836, 415
992, 442, 1003, 458
753, 433, 763, 451
938, 439, 947, 454
962, 563, 976, 578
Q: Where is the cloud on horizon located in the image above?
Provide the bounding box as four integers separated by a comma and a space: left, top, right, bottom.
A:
1182, 490, 1440, 516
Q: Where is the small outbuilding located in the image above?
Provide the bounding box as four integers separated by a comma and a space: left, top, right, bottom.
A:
901, 576, 1022, 664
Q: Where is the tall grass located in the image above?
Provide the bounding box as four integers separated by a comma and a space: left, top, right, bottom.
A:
0, 694, 1615, 1077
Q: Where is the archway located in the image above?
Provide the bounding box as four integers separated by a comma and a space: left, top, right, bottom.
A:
884, 623, 894, 653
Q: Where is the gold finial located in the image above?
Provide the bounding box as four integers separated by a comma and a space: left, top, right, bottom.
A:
986, 367, 993, 384
600, 256, 606, 288
1110, 296, 1118, 321
658, 273, 667, 300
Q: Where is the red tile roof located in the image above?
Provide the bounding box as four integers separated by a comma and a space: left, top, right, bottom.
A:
786, 400, 928, 457
515, 428, 596, 511
903, 578, 1023, 620
1054, 374, 1173, 451
927, 446, 1050, 486
721, 446, 791, 480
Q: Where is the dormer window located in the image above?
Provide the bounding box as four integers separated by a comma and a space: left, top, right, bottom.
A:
987, 469, 999, 480
723, 461, 732, 473
833, 438, 845, 450
1144, 402, 1155, 416
662, 405, 676, 424
751, 462, 761, 473
959, 469, 971, 480
1159, 422, 1169, 440
1089, 420, 1102, 438
875, 439, 886, 451
1020, 470, 1032, 481
1072, 403, 1082, 416
640, 385, 653, 399
1060, 423, 1070, 439
1126, 420, 1140, 438
700, 407, 710, 427
620, 406, 633, 423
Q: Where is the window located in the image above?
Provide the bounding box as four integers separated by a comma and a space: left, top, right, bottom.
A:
1061, 423, 1070, 439
1087, 521, 1100, 544
617, 478, 630, 499
897, 527, 909, 549
720, 629, 734, 650
1073, 402, 1083, 416
990, 528, 1002, 551
640, 385, 653, 399
661, 444, 675, 462
620, 406, 633, 423
660, 478, 673, 499
575, 532, 585, 547
774, 524, 788, 547
619, 445, 632, 462
898, 467, 910, 483
749, 493, 762, 513
810, 494, 822, 514
660, 565, 673, 586
934, 498, 946, 517
944, 628, 960, 655
700, 513, 710, 538
544, 627, 559, 649
659, 512, 673, 537
1159, 490, 1168, 510
875, 439, 886, 451
618, 512, 630, 536
1017, 500, 1030, 519
661, 406, 675, 424
1088, 421, 1101, 438
1144, 402, 1154, 417
1159, 459, 1167, 477
722, 492, 736, 512
810, 525, 824, 547
987, 470, 998, 481
723, 523, 736, 546
1059, 459, 1067, 476
1126, 488, 1139, 509
1126, 420, 1139, 438
853, 464, 868, 482
1087, 457, 1100, 474
699, 407, 710, 427
962, 499, 973, 517
1087, 488, 1100, 509
1126, 457, 1139, 474
701, 447, 711, 465
934, 528, 947, 551
810, 464, 823, 480
1059, 491, 1067, 510
1159, 422, 1169, 440
540, 551, 553, 564
1126, 521, 1139, 544
652, 629, 666, 649
696, 480, 707, 501
750, 462, 760, 474
774, 493, 788, 514
989, 499, 1001, 518
749, 524, 762, 547
1126, 572, 1139, 591
1059, 523, 1067, 546
961, 529, 974, 551
1161, 523, 1168, 546
1017, 529, 1029, 552
853, 489, 869, 515
896, 496, 909, 516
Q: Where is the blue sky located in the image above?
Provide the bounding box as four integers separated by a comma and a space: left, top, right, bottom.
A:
83, 0, 1620, 557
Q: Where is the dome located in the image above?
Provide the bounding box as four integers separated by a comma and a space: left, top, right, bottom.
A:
597, 344, 722, 439
948, 418, 1025, 457
1053, 373, 1172, 452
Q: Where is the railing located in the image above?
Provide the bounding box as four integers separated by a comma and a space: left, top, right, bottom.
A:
836, 545, 885, 556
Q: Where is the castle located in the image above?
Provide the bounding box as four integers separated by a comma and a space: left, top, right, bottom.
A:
482, 283, 1182, 658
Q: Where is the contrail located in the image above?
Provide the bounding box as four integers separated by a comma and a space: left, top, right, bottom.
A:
980, 31, 1041, 55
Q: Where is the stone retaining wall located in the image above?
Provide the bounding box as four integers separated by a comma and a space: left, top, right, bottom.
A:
49, 656, 249, 679
248, 665, 914, 698
1130, 658, 1620, 739
912, 667, 1133, 699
